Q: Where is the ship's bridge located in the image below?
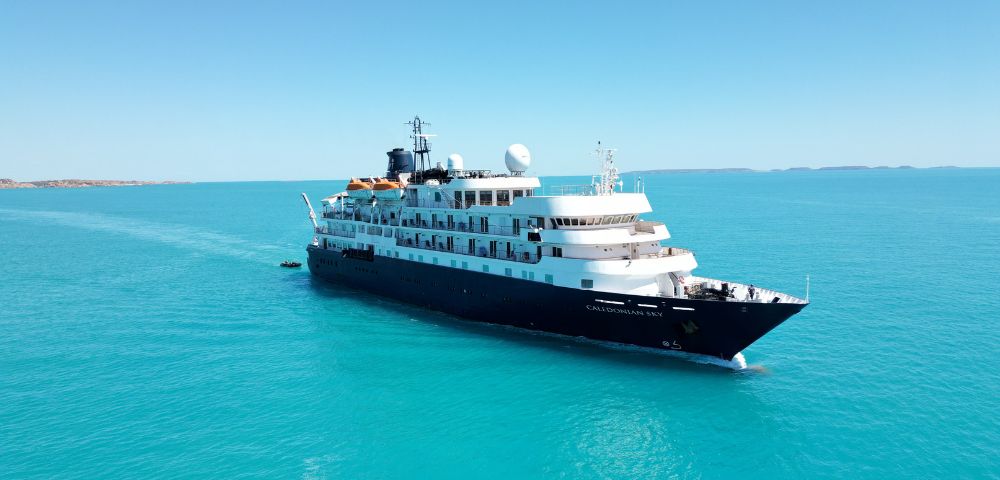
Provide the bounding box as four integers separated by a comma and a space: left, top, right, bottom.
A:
406, 176, 541, 208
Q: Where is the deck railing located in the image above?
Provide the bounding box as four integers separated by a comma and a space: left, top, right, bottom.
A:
686, 276, 808, 304
394, 237, 539, 264
399, 219, 519, 237
315, 226, 356, 238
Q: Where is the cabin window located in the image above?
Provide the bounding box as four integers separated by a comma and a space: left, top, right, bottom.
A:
482, 265, 489, 273
497, 190, 510, 205
552, 247, 563, 257
544, 274, 553, 284
521, 270, 528, 279
505, 268, 512, 277
465, 191, 476, 206
451, 259, 457, 267
462, 261, 468, 270
581, 279, 593, 289
525, 189, 533, 197
529, 271, 536, 280
513, 190, 524, 198
434, 192, 442, 202
418, 255, 423, 262
454, 191, 462, 207
480, 190, 493, 205
432, 257, 438, 265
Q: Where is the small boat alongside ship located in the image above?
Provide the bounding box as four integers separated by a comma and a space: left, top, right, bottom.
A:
300, 116, 808, 360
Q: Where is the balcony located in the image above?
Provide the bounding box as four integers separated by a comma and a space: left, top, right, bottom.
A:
400, 219, 520, 237
315, 226, 356, 238
395, 236, 540, 264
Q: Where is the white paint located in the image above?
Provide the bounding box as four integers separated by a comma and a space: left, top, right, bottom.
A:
505, 144, 531, 173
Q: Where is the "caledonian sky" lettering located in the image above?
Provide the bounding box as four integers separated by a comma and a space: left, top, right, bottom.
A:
586, 304, 663, 317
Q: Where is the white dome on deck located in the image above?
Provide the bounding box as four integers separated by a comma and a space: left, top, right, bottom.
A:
447, 153, 464, 172
505, 144, 531, 174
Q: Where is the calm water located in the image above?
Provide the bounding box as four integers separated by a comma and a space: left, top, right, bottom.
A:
2, 169, 998, 479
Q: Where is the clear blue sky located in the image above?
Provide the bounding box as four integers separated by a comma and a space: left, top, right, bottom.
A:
1, 0, 997, 181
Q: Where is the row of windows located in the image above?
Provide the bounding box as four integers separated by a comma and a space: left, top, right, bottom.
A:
553, 214, 638, 227
391, 248, 555, 285
322, 250, 582, 288
454, 189, 532, 206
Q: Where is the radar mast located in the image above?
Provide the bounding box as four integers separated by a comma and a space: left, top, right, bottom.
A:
592, 141, 620, 195
406, 116, 434, 178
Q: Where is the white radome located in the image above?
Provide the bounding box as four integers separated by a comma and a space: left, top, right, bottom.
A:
447, 153, 464, 171
505, 144, 531, 173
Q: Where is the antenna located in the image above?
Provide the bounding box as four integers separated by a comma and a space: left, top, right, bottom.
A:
591, 141, 619, 195
406, 116, 432, 176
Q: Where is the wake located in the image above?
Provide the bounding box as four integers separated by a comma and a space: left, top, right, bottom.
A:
0, 208, 285, 265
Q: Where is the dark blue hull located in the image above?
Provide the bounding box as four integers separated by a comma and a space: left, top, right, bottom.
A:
307, 246, 805, 360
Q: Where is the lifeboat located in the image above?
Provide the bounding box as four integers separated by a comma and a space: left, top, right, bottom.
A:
346, 178, 373, 200
372, 178, 404, 201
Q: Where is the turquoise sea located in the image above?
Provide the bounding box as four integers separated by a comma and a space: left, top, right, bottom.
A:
2, 169, 998, 479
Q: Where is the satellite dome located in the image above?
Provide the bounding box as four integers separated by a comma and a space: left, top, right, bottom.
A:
447, 153, 464, 172
505, 144, 531, 173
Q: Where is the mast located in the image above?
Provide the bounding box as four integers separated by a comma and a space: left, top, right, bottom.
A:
406, 116, 433, 179
592, 141, 620, 195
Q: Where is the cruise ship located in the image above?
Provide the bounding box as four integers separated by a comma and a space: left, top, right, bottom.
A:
302, 117, 808, 361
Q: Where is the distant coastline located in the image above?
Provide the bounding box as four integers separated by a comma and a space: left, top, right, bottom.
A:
626, 165, 962, 175
0, 178, 190, 189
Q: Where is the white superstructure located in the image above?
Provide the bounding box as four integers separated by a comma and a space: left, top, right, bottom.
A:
313, 135, 701, 299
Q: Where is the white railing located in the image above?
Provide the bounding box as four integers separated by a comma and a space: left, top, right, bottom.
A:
686, 276, 808, 304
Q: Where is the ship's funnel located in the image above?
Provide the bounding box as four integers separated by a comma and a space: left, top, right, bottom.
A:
386, 148, 414, 179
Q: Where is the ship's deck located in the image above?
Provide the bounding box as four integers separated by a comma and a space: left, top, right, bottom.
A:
680, 276, 809, 305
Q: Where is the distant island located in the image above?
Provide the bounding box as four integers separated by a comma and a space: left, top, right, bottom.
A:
626, 165, 961, 175
0, 178, 190, 189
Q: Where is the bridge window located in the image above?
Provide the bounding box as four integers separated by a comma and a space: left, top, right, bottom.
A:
480, 190, 493, 205
497, 190, 510, 205
513, 190, 524, 198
